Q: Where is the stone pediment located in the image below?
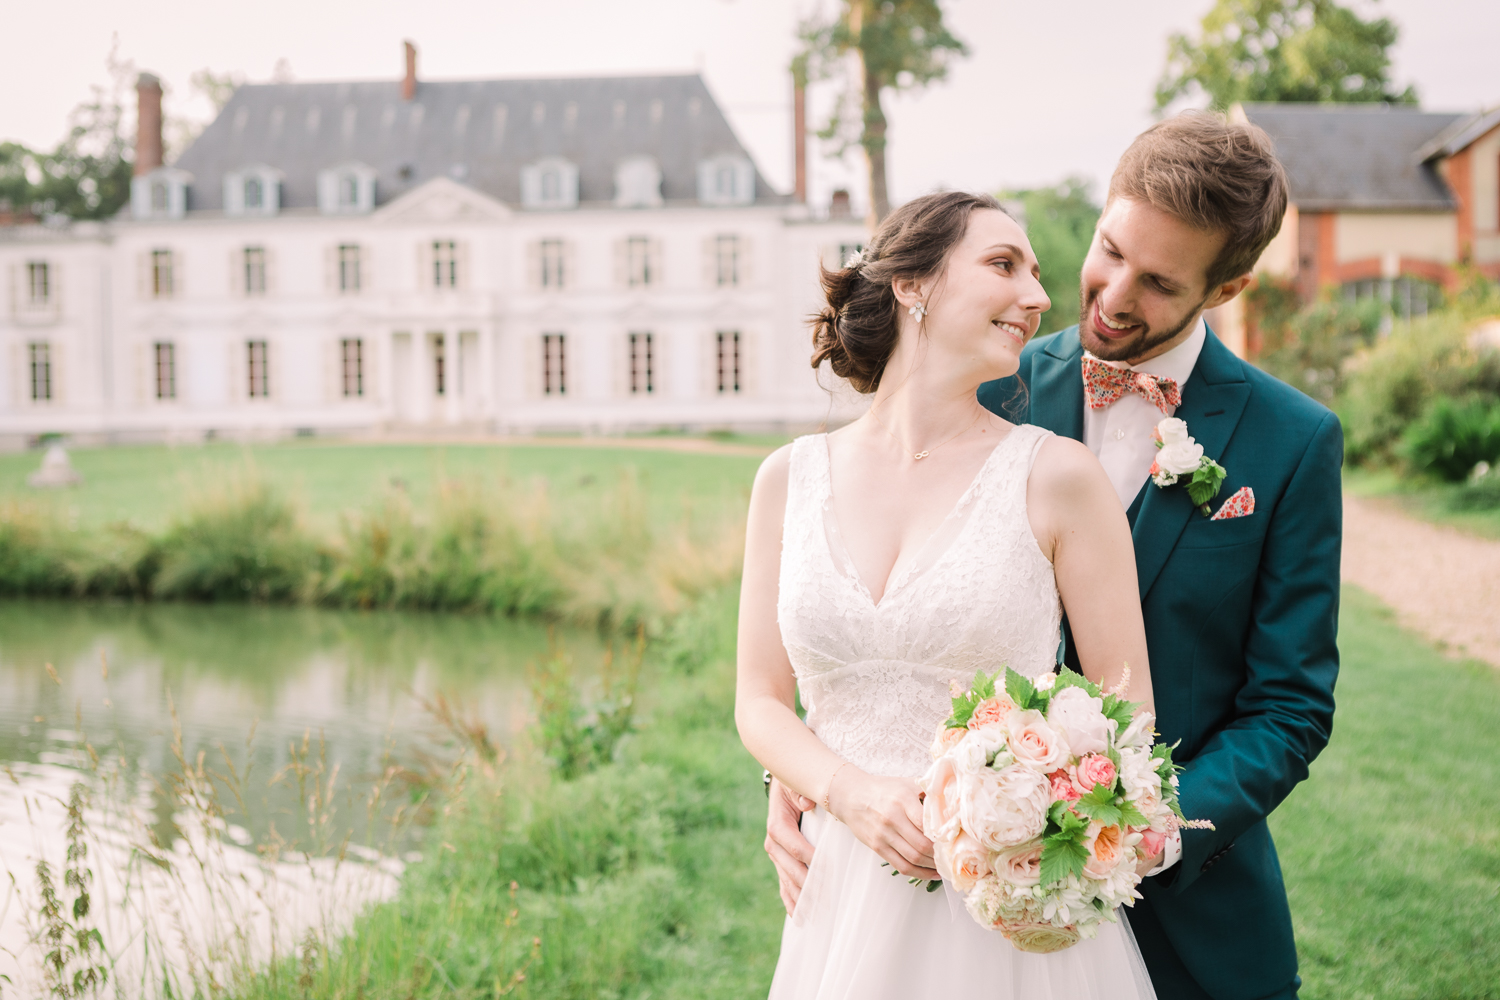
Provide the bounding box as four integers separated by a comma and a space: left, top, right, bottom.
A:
372, 178, 511, 225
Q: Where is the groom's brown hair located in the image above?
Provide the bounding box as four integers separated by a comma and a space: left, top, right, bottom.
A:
1109, 111, 1289, 289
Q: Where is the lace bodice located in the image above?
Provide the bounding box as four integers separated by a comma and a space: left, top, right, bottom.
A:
777, 424, 1063, 779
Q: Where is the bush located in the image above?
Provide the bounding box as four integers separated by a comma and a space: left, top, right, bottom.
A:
1448, 473, 1500, 511
1401, 396, 1500, 482
1255, 295, 1384, 405
149, 470, 319, 601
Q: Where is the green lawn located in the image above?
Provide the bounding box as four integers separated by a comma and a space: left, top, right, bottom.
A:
228, 582, 1500, 999
0, 439, 771, 531
1343, 465, 1500, 540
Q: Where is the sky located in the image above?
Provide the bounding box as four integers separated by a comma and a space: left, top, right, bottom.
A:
3, 0, 1496, 214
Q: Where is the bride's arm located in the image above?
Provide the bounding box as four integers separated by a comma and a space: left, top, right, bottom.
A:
1027, 436, 1155, 715
735, 447, 938, 881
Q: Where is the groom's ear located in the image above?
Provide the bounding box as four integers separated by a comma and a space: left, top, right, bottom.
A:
1202, 273, 1254, 312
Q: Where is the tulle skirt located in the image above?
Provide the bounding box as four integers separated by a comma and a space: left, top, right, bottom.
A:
769, 808, 1158, 1000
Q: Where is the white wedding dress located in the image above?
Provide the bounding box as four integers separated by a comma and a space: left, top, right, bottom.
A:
770, 425, 1157, 1000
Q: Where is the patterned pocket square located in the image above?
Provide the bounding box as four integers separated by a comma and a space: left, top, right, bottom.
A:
1211, 487, 1255, 520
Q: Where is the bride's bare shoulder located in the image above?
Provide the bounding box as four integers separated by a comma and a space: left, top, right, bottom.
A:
748, 443, 795, 505
1027, 434, 1114, 506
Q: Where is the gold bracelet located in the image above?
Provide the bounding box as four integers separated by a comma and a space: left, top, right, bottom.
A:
822, 761, 851, 814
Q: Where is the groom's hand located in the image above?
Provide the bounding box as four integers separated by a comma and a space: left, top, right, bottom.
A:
1135, 848, 1165, 878
765, 776, 817, 915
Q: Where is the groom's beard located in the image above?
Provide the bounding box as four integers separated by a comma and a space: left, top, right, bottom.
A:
1077, 287, 1208, 364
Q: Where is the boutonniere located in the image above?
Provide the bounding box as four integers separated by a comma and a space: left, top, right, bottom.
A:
1149, 417, 1227, 517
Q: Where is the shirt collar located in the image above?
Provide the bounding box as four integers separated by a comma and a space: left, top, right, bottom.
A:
1083, 315, 1206, 384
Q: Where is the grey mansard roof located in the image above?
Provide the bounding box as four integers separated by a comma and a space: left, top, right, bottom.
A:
172, 73, 784, 211
1240, 103, 1465, 212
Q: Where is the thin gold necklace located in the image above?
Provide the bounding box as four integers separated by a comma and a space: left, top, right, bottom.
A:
866, 402, 984, 461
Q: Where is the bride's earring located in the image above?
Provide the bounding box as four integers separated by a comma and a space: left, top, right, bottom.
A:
908, 300, 927, 323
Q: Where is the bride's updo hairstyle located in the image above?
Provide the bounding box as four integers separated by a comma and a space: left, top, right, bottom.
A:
811, 190, 1005, 393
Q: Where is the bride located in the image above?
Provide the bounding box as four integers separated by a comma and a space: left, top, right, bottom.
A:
735, 191, 1159, 998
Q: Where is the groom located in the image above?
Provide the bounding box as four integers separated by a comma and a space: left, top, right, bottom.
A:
766, 112, 1341, 1000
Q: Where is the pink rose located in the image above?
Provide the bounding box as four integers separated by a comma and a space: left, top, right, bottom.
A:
1048, 768, 1081, 803
1083, 822, 1126, 878
994, 842, 1044, 887
1006, 709, 1069, 772
935, 830, 991, 892
968, 694, 1016, 730
1138, 828, 1167, 860
920, 755, 962, 841
1075, 753, 1117, 792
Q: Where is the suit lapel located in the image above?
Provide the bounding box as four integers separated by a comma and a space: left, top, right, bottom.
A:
1131, 329, 1252, 598
1028, 328, 1086, 442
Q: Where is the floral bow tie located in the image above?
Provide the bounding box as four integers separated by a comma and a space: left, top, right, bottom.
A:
1081, 356, 1182, 414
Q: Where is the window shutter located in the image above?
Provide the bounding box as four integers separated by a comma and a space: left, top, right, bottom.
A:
651, 238, 664, 288
613, 239, 627, 289
265, 247, 277, 296
133, 340, 147, 404
324, 337, 339, 402
741, 330, 758, 397
524, 332, 541, 399
416, 241, 428, 291
51, 342, 65, 404
229, 248, 241, 297
457, 241, 471, 290
612, 331, 626, 398
564, 240, 577, 292
740, 236, 754, 287
324, 244, 337, 293
527, 240, 541, 290
701, 237, 715, 287
137, 252, 150, 300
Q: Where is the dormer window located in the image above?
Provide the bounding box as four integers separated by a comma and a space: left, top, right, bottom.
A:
614, 156, 663, 209
224, 165, 283, 217
317, 163, 377, 215
697, 155, 754, 207
130, 167, 190, 220
521, 157, 579, 210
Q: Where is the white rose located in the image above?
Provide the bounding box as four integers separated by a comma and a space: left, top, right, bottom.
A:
1117, 746, 1162, 801
953, 734, 989, 775
1032, 672, 1056, 693
960, 764, 1051, 851
1006, 709, 1070, 772
970, 722, 1009, 762
1155, 417, 1190, 446
1046, 686, 1110, 757
1157, 438, 1205, 476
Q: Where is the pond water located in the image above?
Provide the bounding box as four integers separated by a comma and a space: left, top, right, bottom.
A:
0, 600, 606, 993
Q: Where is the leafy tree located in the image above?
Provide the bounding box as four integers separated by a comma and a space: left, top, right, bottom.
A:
1156, 0, 1417, 112
796, 0, 967, 223
1002, 179, 1101, 335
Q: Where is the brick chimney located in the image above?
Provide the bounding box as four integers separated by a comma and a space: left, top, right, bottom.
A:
402, 41, 417, 101
134, 73, 164, 176
793, 71, 807, 203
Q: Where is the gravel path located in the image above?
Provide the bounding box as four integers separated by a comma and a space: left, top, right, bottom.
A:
1342, 495, 1500, 667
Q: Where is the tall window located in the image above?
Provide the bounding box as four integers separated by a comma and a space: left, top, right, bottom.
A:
243, 247, 266, 295
153, 342, 176, 400
626, 236, 654, 288
716, 330, 741, 395
542, 333, 566, 395
244, 176, 264, 210
432, 334, 447, 396
539, 239, 566, 289
629, 332, 653, 395
340, 338, 364, 397
340, 175, 359, 209
247, 340, 270, 398
433, 240, 458, 288
28, 342, 51, 401
540, 167, 562, 203
151, 181, 169, 212
151, 249, 174, 298
338, 244, 361, 293
715, 235, 740, 288
27, 262, 50, 304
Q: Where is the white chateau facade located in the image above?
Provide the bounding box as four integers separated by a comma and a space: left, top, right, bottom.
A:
0, 56, 866, 447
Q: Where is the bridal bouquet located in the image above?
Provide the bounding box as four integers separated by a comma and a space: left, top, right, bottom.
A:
919, 666, 1205, 954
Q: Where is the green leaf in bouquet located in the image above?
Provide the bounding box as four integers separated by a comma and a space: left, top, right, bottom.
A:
1100, 694, 1136, 732
1187, 458, 1227, 508
975, 669, 998, 700
1040, 835, 1089, 887
1052, 666, 1097, 697
949, 700, 977, 729
1005, 667, 1038, 711
1118, 799, 1149, 828
1075, 784, 1124, 827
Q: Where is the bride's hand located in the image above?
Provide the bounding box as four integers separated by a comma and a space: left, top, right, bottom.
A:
826, 768, 939, 881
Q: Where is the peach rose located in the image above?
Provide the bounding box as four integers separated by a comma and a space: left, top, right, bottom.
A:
1006, 709, 1069, 772
920, 755, 962, 842
935, 830, 991, 892
1048, 768, 1082, 803
1075, 753, 1117, 792
994, 841, 1045, 887
930, 722, 967, 759
1083, 822, 1126, 878
968, 694, 1016, 730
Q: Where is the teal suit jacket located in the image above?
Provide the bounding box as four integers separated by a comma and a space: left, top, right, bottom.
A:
979, 326, 1342, 1000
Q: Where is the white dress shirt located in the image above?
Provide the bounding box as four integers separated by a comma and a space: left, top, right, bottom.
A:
1079, 315, 1206, 875
1084, 317, 1207, 508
